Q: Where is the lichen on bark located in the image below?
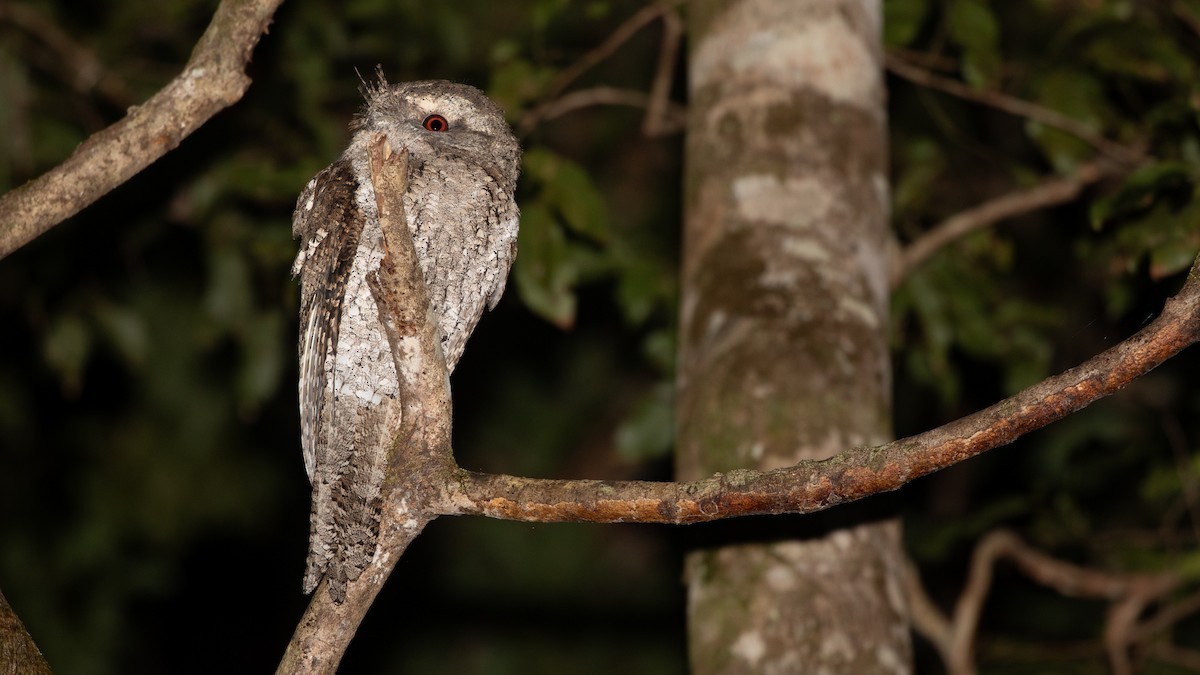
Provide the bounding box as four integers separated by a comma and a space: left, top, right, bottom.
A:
677, 0, 911, 671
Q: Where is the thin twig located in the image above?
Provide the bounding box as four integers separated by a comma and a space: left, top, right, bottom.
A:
520, 0, 686, 134
903, 560, 962, 673
0, 0, 283, 259
1161, 412, 1200, 543
642, 4, 683, 137
906, 530, 1181, 675
1134, 586, 1200, 642
1148, 641, 1200, 671
534, 86, 685, 131
545, 0, 682, 102
891, 161, 1112, 289
0, 1, 135, 107
1175, 1, 1200, 38
885, 52, 1144, 165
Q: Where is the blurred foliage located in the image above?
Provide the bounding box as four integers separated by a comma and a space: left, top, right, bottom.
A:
0, 0, 1198, 673
887, 0, 1200, 671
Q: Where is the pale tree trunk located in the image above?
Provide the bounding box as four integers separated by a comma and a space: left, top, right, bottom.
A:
677, 1, 912, 672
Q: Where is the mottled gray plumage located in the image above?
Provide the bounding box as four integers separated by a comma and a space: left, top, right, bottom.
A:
291, 77, 520, 601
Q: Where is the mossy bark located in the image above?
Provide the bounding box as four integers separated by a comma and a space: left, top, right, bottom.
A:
678, 1, 912, 671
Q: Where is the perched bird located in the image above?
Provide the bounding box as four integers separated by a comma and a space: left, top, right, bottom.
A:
290, 76, 521, 601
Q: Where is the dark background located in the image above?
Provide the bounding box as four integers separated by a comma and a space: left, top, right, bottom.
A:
1, 0, 1199, 672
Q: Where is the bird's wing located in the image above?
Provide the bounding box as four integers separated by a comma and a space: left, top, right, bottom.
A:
292, 159, 365, 482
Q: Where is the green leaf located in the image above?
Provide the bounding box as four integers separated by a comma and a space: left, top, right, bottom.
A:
523, 148, 611, 243
204, 247, 253, 328
43, 312, 92, 396
615, 382, 675, 462
892, 138, 946, 219
93, 302, 148, 368
960, 44, 1002, 90
531, 0, 571, 32
615, 254, 665, 325
1027, 69, 1110, 171
1083, 28, 1194, 84
946, 0, 1001, 87
1089, 162, 1194, 228
489, 58, 555, 118
513, 202, 577, 327
236, 310, 284, 415
884, 0, 929, 47
641, 328, 676, 374
946, 0, 998, 49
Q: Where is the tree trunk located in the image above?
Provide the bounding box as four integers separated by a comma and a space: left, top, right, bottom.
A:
677, 1, 911, 672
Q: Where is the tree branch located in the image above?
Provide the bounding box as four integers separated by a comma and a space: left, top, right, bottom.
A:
277, 137, 452, 675
1175, 1, 1200, 39
0, 587, 52, 675
530, 86, 685, 131
885, 52, 1144, 165
0, 0, 283, 260
903, 560, 961, 673
439, 251, 1200, 523
519, 0, 686, 135
0, 1, 136, 108
891, 161, 1114, 289
642, 4, 683, 137
905, 530, 1182, 674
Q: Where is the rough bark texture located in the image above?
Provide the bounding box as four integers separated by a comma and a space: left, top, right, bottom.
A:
0, 0, 283, 260
0, 589, 52, 675
277, 141, 449, 675
678, 1, 912, 672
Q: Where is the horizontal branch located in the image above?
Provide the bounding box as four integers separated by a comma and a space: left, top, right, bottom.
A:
530, 86, 685, 131
0, 0, 283, 259
441, 253, 1200, 524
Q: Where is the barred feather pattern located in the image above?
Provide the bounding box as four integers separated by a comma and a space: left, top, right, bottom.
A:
291, 79, 520, 601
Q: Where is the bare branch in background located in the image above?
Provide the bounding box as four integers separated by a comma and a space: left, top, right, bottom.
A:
520, 0, 686, 135
0, 2, 135, 107
892, 161, 1115, 289
533, 86, 685, 132
906, 530, 1183, 675
0, 0, 284, 259
885, 52, 1144, 165
642, 4, 683, 137
1175, 1, 1200, 38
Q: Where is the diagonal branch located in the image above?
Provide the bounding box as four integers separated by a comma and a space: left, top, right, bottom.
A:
544, 0, 683, 104
439, 250, 1200, 524
0, 587, 52, 675
0, 0, 283, 260
0, 2, 136, 108
520, 0, 686, 134
885, 52, 1144, 165
277, 138, 451, 675
891, 161, 1114, 289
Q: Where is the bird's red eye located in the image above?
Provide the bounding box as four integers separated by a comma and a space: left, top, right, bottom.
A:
422, 114, 449, 132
